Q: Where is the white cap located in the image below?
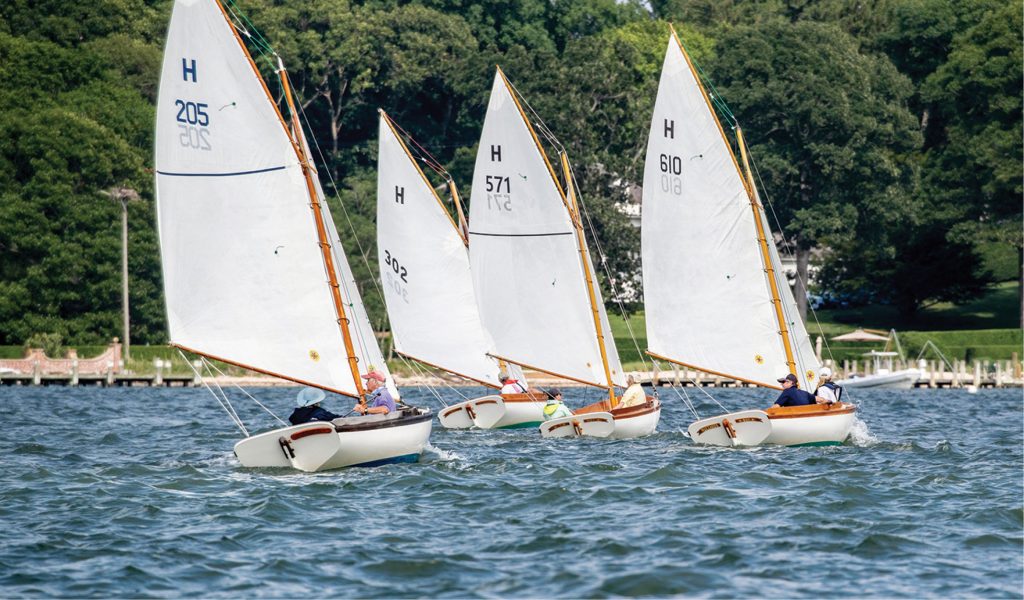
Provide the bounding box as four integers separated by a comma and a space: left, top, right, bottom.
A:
819, 367, 833, 379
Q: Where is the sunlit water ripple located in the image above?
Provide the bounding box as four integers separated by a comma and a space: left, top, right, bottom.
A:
0, 386, 1021, 597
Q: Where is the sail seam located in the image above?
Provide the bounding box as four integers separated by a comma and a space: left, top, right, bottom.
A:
468, 231, 573, 238
156, 166, 286, 177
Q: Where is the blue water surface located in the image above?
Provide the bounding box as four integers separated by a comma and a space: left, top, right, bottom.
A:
0, 385, 1021, 598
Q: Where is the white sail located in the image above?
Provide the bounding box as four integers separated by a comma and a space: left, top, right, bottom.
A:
641, 34, 793, 388
469, 70, 625, 388
376, 114, 509, 387
155, 0, 358, 396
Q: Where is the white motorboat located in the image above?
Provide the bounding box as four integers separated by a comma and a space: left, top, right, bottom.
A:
836, 351, 920, 389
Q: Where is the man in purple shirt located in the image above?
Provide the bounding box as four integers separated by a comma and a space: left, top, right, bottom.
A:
354, 370, 396, 415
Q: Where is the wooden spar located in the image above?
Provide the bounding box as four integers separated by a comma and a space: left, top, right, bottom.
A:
736, 127, 797, 376
277, 58, 366, 398
394, 350, 500, 389
560, 152, 617, 405
669, 26, 797, 378
488, 353, 612, 389
496, 67, 578, 222
171, 343, 361, 398
448, 180, 470, 246
645, 349, 782, 391
379, 110, 465, 243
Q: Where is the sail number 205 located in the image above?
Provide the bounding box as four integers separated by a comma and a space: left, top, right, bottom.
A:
175, 99, 211, 151
659, 153, 682, 195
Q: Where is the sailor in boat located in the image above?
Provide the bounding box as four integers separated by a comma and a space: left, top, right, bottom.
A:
499, 373, 527, 395
617, 373, 646, 408
773, 373, 826, 407
354, 370, 397, 415
289, 388, 342, 425
813, 367, 842, 404
541, 389, 573, 421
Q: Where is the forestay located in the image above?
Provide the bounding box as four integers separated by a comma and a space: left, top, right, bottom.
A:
376, 114, 508, 387
641, 33, 803, 389
469, 69, 624, 388
155, 0, 358, 396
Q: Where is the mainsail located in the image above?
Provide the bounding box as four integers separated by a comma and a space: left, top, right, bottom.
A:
468, 68, 625, 389
155, 0, 370, 397
641, 30, 820, 390
376, 112, 510, 388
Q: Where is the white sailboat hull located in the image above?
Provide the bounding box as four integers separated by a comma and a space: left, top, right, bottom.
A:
690, 404, 855, 447
609, 399, 662, 439
234, 409, 433, 472
836, 369, 920, 389
438, 393, 546, 430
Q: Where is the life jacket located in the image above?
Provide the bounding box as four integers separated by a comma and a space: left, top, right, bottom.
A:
816, 381, 843, 402
543, 402, 563, 416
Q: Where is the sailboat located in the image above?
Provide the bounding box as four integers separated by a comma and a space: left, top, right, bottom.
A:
375, 111, 547, 429
468, 67, 661, 439
154, 0, 431, 471
641, 28, 855, 447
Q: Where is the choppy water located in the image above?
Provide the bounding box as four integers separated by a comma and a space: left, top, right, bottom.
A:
1, 385, 1021, 598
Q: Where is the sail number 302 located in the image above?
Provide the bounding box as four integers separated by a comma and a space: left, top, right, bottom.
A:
659, 153, 682, 195
383, 250, 409, 303
175, 99, 211, 151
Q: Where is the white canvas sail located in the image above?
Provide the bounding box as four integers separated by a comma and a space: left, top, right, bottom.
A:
469, 69, 625, 388
155, 0, 359, 396
376, 114, 509, 387
641, 34, 793, 388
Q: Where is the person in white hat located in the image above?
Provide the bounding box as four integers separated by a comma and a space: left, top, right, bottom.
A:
288, 387, 341, 425
617, 373, 646, 408
813, 367, 841, 404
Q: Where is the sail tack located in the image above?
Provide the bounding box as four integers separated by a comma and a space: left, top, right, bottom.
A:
468, 70, 624, 388
641, 33, 819, 389
376, 114, 507, 387
155, 0, 358, 396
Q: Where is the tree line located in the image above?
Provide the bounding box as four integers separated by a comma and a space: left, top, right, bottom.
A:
0, 0, 1020, 348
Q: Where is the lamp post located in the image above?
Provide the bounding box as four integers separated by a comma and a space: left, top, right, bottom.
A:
102, 187, 141, 361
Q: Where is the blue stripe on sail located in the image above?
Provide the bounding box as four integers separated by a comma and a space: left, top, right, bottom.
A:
156, 166, 287, 177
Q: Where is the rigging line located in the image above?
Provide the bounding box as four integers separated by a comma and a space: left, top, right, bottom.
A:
204, 360, 287, 426
386, 117, 449, 178
684, 374, 729, 413
502, 77, 565, 154
201, 357, 248, 430
566, 160, 650, 374
223, 0, 276, 58
676, 384, 700, 421
180, 350, 248, 436
748, 154, 836, 366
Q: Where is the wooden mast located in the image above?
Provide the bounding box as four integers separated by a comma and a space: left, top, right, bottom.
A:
278, 58, 366, 398
560, 153, 617, 406
736, 127, 797, 377
448, 180, 470, 245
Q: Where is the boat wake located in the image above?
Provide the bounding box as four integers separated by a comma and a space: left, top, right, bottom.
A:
424, 442, 463, 462
848, 416, 878, 447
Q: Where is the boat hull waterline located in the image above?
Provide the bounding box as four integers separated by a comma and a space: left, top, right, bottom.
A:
438, 392, 546, 430
689, 403, 856, 447
234, 409, 433, 472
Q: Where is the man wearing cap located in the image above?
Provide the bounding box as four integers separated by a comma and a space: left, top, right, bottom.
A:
542, 389, 573, 420
813, 367, 842, 404
773, 373, 822, 407
354, 370, 396, 415
289, 387, 342, 425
